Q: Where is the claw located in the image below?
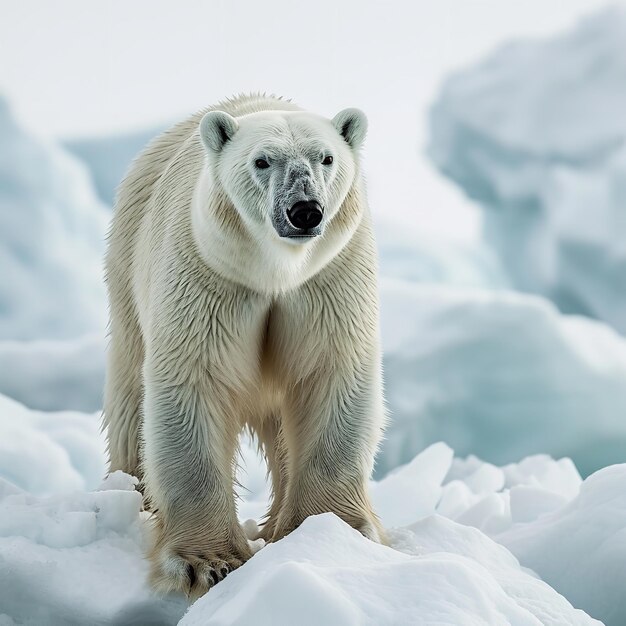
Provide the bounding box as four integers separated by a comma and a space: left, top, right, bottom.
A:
210, 568, 220, 585
150, 546, 248, 598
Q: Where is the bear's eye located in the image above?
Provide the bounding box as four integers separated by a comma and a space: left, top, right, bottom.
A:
255, 158, 270, 169
322, 155, 333, 166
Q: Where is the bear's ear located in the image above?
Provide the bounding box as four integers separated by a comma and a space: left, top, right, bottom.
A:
199, 111, 239, 154
332, 108, 368, 150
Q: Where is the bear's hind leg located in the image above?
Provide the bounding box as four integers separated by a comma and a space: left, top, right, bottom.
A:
103, 302, 145, 480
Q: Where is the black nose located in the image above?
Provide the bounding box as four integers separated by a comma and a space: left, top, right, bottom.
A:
287, 201, 323, 230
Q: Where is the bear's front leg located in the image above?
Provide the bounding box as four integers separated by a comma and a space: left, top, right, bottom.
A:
272, 355, 386, 545
142, 361, 251, 598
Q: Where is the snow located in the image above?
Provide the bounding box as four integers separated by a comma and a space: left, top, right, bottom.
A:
64, 127, 162, 205
0, 96, 108, 341
0, 471, 186, 626
429, 7, 626, 333
370, 441, 453, 527
182, 514, 598, 626
375, 225, 508, 289
0, 393, 106, 495
0, 334, 105, 412
499, 464, 626, 626
1, 413, 614, 625
379, 281, 626, 478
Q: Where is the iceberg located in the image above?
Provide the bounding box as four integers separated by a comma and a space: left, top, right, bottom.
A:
0, 97, 108, 340
0, 334, 105, 412
499, 464, 626, 626
428, 7, 626, 333
65, 127, 161, 205
379, 280, 626, 478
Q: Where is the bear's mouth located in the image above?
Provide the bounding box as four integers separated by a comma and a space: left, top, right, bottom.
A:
286, 230, 319, 239
278, 229, 322, 243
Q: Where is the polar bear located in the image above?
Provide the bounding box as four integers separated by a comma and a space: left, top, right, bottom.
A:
103, 94, 386, 597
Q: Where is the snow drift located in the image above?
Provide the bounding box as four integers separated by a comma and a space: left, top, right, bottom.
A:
499, 463, 626, 626
182, 514, 598, 626
429, 7, 626, 333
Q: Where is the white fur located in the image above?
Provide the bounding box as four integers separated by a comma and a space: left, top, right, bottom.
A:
103, 94, 386, 598
194, 109, 361, 293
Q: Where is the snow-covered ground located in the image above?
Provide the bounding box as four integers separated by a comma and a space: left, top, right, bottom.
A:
1, 395, 622, 625
0, 394, 105, 496
498, 464, 626, 626
429, 7, 626, 334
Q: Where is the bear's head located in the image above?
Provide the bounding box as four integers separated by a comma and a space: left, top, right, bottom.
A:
197, 107, 367, 246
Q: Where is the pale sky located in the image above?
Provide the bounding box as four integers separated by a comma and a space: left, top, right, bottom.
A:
0, 0, 616, 239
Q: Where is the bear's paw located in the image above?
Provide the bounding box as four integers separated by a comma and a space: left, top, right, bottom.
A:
150, 547, 247, 599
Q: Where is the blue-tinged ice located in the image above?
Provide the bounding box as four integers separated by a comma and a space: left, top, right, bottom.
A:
428, 7, 626, 333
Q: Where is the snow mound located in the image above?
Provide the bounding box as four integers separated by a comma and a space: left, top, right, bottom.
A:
0, 95, 108, 340
1, 426, 621, 625
371, 441, 454, 527
380, 281, 626, 478
0, 393, 106, 495
499, 463, 626, 626
0, 334, 105, 412
182, 513, 597, 626
372, 442, 583, 538
0, 471, 186, 625
443, 453, 582, 530
428, 7, 626, 333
